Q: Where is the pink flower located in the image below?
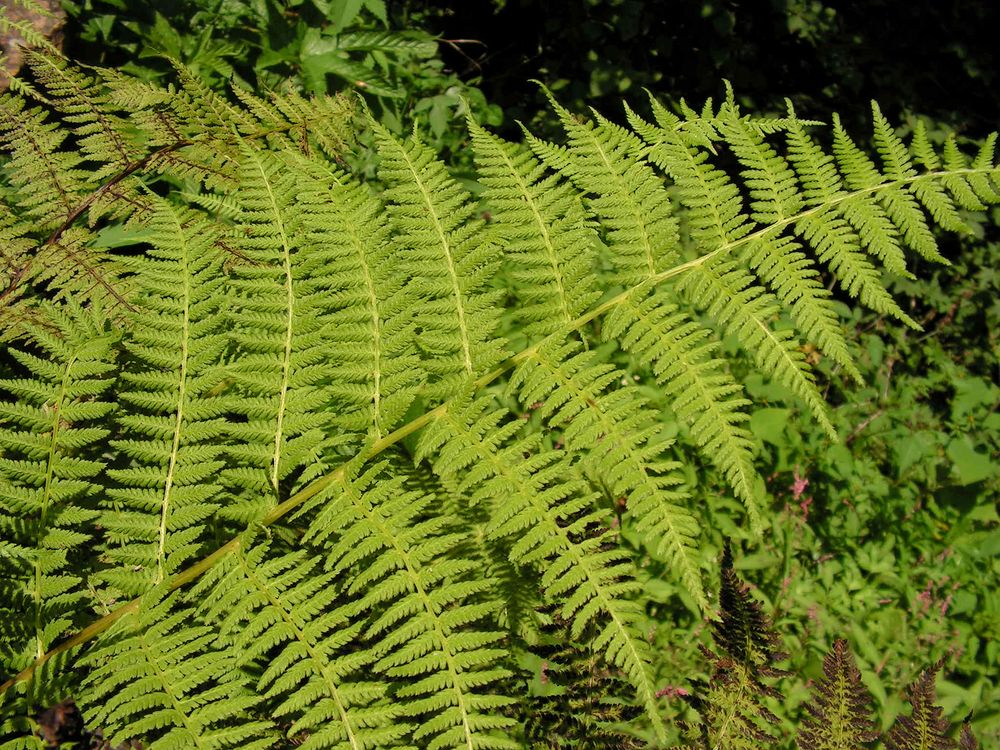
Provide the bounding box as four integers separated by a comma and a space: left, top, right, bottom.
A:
790, 468, 810, 500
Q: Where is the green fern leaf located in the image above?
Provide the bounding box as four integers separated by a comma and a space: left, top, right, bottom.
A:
303, 460, 518, 750
373, 121, 507, 395
196, 539, 407, 749
603, 290, 763, 530
78, 589, 276, 750
98, 201, 230, 597
508, 338, 705, 609
417, 393, 665, 739
0, 303, 117, 666
525, 86, 679, 285
468, 114, 601, 338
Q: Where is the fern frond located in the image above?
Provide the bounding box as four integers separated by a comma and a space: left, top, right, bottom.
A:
468, 115, 601, 338
303, 460, 518, 750
417, 393, 665, 739
683, 544, 786, 750
797, 638, 879, 750
97, 201, 230, 597
885, 664, 955, 750
508, 338, 705, 609
525, 86, 679, 285
373, 121, 507, 394
0, 303, 117, 666
603, 289, 762, 530
78, 589, 276, 750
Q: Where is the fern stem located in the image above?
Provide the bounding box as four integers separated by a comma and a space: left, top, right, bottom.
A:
156, 228, 192, 583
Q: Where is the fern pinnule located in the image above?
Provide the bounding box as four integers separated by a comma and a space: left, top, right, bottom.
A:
508, 337, 705, 609
468, 115, 601, 338
98, 201, 230, 597
0, 303, 117, 666
796, 638, 879, 750
372, 120, 507, 396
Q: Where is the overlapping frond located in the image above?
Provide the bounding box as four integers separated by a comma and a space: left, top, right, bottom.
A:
508, 338, 705, 608
603, 289, 762, 529
78, 589, 276, 750
303, 461, 517, 749
1, 57, 999, 748
468, 115, 601, 338
222, 146, 340, 520
416, 393, 665, 738
293, 157, 423, 443
525, 85, 679, 285
196, 539, 404, 749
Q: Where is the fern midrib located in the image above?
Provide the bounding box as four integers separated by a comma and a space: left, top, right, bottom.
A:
136, 627, 211, 750
339, 474, 476, 749
396, 143, 475, 375
157, 231, 193, 583
254, 155, 296, 497
6, 163, 995, 694
33, 348, 77, 659
234, 550, 362, 750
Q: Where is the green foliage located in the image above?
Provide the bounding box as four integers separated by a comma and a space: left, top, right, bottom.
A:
0, 44, 998, 747
60, 0, 502, 165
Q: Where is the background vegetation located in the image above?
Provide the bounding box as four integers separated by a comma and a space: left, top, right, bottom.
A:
3, 0, 998, 745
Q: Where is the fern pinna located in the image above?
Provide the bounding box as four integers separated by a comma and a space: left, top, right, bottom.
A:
0, 46, 998, 748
